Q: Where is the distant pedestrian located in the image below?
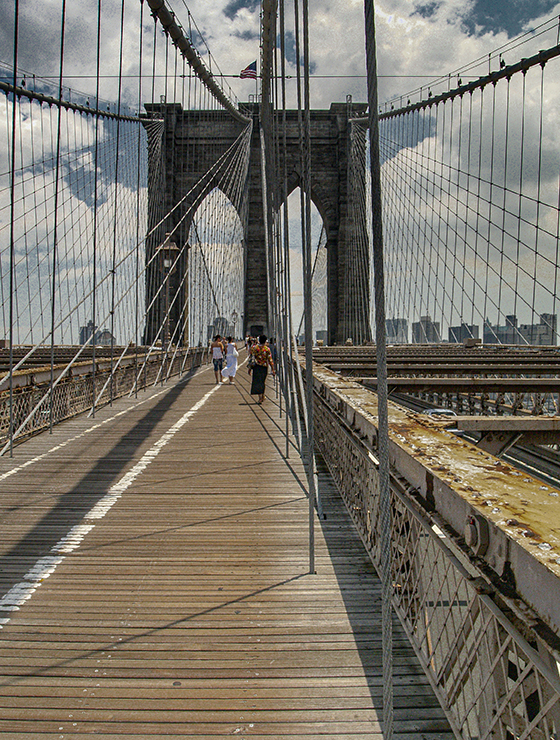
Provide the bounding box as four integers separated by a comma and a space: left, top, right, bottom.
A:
221, 336, 239, 384
249, 334, 275, 404
211, 335, 224, 384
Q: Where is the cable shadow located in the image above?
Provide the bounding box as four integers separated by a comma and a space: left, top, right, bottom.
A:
0, 572, 308, 687
0, 369, 204, 602
232, 378, 299, 469
76, 495, 307, 554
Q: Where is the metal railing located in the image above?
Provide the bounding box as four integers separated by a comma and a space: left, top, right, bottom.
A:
0, 347, 208, 448
312, 367, 560, 740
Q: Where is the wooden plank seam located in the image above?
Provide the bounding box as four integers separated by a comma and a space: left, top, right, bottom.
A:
0, 382, 222, 630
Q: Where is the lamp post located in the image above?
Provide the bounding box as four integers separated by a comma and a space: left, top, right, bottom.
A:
157, 233, 180, 351
232, 310, 238, 339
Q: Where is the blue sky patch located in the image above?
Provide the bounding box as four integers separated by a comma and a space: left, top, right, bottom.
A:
234, 29, 259, 41
413, 2, 441, 19
278, 31, 317, 74
459, 0, 557, 37
412, 1, 559, 37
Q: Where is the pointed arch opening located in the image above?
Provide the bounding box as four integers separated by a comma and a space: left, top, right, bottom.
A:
187, 187, 245, 347
286, 188, 328, 344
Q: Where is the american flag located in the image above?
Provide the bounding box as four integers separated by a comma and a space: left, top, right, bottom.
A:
240, 61, 257, 79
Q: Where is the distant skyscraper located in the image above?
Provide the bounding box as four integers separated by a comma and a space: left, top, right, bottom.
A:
95, 329, 116, 346
483, 314, 557, 345
386, 318, 408, 343
79, 321, 96, 345
448, 323, 479, 343
412, 315, 441, 343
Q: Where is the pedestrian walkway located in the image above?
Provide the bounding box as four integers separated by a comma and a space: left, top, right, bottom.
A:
0, 357, 452, 738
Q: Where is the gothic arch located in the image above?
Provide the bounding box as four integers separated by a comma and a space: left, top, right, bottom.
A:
145, 101, 370, 344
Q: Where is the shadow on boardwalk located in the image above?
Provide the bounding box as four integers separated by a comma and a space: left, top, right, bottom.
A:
0, 368, 200, 600
0, 362, 452, 738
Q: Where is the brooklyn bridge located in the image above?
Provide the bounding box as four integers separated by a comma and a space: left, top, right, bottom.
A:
0, 0, 559, 737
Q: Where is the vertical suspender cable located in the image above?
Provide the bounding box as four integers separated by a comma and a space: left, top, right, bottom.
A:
8, 0, 20, 456
530, 65, 545, 332
301, 0, 318, 572
512, 71, 527, 333
482, 82, 497, 330
90, 0, 102, 417
280, 0, 295, 457
364, 0, 393, 736
273, 45, 281, 409
135, 0, 145, 396
161, 31, 170, 382
49, 0, 67, 433
151, 15, 158, 109
109, 0, 127, 404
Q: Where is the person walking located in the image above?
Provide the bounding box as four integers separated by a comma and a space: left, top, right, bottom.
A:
249, 334, 275, 404
221, 336, 239, 384
210, 335, 224, 384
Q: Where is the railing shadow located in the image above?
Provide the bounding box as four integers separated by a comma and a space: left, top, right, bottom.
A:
0, 367, 202, 603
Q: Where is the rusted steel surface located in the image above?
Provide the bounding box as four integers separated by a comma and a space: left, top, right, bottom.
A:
0, 358, 451, 737
312, 344, 560, 416
313, 364, 560, 637
311, 363, 560, 739
363, 376, 560, 392
313, 344, 560, 364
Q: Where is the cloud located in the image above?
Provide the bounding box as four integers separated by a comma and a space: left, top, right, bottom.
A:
187, 188, 244, 345
4, 0, 560, 114
234, 29, 260, 41
3, 0, 560, 345
412, 2, 442, 20
0, 95, 147, 345
379, 52, 560, 336
286, 190, 327, 334
223, 0, 260, 21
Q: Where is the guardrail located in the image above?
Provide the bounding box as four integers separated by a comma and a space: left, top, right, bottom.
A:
0, 347, 208, 448
311, 364, 560, 740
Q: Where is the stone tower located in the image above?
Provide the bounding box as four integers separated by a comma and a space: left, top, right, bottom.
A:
143, 101, 370, 345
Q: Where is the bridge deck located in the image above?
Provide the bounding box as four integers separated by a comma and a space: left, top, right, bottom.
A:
0, 358, 451, 738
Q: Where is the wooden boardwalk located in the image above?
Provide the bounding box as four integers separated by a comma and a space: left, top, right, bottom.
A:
0, 358, 452, 738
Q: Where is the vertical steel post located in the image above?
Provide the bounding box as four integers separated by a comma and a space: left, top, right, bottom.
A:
8, 0, 19, 456
364, 0, 393, 735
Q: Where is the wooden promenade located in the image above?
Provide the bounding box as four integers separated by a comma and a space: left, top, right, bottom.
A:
0, 357, 452, 738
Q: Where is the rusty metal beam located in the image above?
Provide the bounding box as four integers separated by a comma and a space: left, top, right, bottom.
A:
312, 363, 560, 641
362, 377, 560, 394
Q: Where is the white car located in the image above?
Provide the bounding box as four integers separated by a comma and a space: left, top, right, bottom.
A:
423, 408, 464, 436
423, 408, 458, 419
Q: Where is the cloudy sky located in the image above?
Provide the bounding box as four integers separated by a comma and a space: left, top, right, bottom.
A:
2, 0, 560, 112
2, 0, 560, 340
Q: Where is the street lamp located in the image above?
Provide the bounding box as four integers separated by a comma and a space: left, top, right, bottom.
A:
157, 233, 180, 348
232, 310, 238, 339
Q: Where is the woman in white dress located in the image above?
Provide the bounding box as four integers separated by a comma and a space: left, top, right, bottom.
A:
221, 336, 239, 384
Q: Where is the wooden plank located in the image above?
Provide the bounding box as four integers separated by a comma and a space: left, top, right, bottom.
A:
0, 361, 453, 737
